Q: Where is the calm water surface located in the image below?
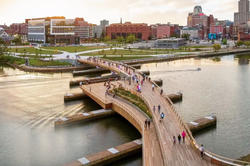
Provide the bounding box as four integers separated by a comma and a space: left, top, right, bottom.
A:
0, 64, 141, 166
141, 54, 250, 159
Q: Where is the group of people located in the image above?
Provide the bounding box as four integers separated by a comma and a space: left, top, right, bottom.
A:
173, 131, 186, 145
152, 105, 165, 122
173, 131, 205, 158
104, 79, 112, 96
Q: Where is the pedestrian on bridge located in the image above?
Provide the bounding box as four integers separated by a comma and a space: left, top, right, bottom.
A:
182, 131, 186, 143
200, 144, 205, 159
145, 119, 147, 129
160, 112, 165, 122
153, 105, 156, 112
152, 84, 155, 91
173, 136, 176, 145
178, 134, 181, 144
158, 105, 161, 113
147, 119, 151, 129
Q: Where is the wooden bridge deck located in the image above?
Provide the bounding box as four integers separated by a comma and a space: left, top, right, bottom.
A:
77, 58, 235, 166
81, 82, 164, 166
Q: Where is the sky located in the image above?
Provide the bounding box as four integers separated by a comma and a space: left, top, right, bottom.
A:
0, 0, 238, 26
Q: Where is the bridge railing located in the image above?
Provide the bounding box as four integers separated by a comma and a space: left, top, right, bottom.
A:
82, 57, 250, 166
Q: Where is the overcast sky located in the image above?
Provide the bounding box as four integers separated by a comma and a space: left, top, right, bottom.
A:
0, 0, 238, 26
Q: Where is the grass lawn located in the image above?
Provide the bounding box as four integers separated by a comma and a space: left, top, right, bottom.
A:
29, 59, 71, 67
81, 49, 166, 56
81, 47, 206, 56
43, 46, 109, 53
112, 87, 152, 118
0, 55, 71, 67
103, 56, 152, 61
18, 54, 52, 59
8, 47, 61, 55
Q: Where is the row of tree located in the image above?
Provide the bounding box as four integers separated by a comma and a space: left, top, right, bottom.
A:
103, 34, 137, 44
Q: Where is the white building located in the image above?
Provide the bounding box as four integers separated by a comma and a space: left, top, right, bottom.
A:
180, 27, 199, 40
0, 27, 12, 41
154, 38, 187, 48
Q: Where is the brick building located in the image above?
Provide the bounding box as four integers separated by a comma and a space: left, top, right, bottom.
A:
210, 25, 225, 36
156, 25, 175, 39
106, 22, 151, 41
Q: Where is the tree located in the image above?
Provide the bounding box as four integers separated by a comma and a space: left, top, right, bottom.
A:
12, 35, 22, 45
213, 44, 221, 52
181, 34, 190, 40
222, 39, 227, 45
104, 36, 111, 42
0, 38, 8, 56
170, 33, 180, 38
236, 41, 244, 47
244, 41, 250, 47
126, 34, 136, 44
116, 36, 125, 43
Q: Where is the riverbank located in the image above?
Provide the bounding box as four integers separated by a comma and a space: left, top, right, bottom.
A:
121, 48, 250, 65
240, 154, 250, 162
3, 48, 250, 73
5, 63, 88, 73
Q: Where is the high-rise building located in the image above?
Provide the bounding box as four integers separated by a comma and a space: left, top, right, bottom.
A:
234, 0, 250, 26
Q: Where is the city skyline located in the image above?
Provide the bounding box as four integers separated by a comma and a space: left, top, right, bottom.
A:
1, 0, 237, 26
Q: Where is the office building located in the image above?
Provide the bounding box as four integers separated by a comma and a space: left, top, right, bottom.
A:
27, 17, 95, 45
154, 38, 186, 48
106, 22, 151, 41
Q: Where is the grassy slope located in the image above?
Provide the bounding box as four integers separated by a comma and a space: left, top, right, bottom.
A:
113, 88, 152, 118
8, 47, 60, 55
43, 46, 108, 53
0, 55, 70, 67
103, 56, 152, 61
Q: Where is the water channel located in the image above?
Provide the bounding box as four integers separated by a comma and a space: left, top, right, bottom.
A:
0, 64, 141, 166
0, 53, 249, 166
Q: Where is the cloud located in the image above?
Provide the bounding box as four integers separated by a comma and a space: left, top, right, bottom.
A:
0, 0, 237, 25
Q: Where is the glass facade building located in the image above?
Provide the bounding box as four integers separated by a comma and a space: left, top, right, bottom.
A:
27, 19, 46, 43
50, 19, 75, 35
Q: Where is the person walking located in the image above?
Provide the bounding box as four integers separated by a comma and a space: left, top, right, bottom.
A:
160, 89, 163, 95
173, 136, 176, 145
200, 144, 205, 159
178, 134, 181, 144
141, 80, 143, 86
153, 105, 156, 113
158, 105, 161, 113
144, 119, 147, 129
152, 84, 155, 91
160, 112, 165, 122
182, 131, 186, 143
148, 119, 151, 129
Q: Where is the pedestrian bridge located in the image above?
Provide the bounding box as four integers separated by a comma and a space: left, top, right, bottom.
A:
78, 57, 249, 166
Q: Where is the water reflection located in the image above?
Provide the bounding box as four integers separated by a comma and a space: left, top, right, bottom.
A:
0, 63, 141, 166
235, 54, 250, 65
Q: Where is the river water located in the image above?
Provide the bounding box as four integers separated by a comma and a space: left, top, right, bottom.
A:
141, 54, 250, 159
1, 53, 249, 166
0, 64, 141, 166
